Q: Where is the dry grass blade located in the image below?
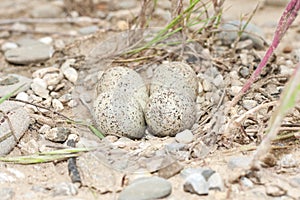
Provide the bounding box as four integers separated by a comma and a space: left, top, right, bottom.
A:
251, 62, 300, 169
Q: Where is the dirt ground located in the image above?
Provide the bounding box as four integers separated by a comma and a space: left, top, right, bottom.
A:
0, 0, 300, 200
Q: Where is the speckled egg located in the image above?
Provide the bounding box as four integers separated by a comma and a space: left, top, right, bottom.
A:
95, 67, 148, 109
93, 91, 146, 139
150, 62, 197, 99
145, 89, 196, 137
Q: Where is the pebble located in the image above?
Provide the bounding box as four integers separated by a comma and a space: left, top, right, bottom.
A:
62, 67, 78, 84
5, 41, 54, 65
265, 184, 286, 197
15, 92, 29, 102
202, 79, 212, 92
30, 4, 64, 18
165, 143, 186, 152
236, 39, 253, 50
219, 20, 265, 49
183, 173, 209, 195
1, 42, 18, 52
208, 172, 224, 191
118, 176, 172, 200
67, 100, 78, 108
79, 26, 99, 35
280, 65, 294, 76
58, 93, 72, 103
0, 101, 30, 155
52, 99, 64, 111
0, 187, 14, 200
240, 177, 254, 188
38, 37, 53, 45
51, 182, 78, 196
279, 154, 297, 168
239, 66, 250, 78
228, 156, 252, 169
31, 78, 49, 98
158, 161, 183, 179
0, 74, 32, 97
175, 130, 194, 144
242, 99, 258, 110
229, 86, 242, 96
44, 127, 70, 142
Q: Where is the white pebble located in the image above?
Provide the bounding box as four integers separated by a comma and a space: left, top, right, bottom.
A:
67, 99, 78, 108
38, 36, 53, 45
52, 99, 64, 111
1, 42, 18, 52
16, 92, 29, 101
62, 67, 78, 83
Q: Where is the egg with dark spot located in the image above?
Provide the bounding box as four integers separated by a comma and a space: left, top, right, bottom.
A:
93, 91, 146, 139
95, 67, 148, 109
150, 62, 197, 99
145, 89, 196, 137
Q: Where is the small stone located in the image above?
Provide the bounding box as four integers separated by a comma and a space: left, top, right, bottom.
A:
58, 94, 72, 103
118, 176, 172, 200
62, 67, 78, 84
239, 66, 250, 78
15, 92, 29, 102
31, 78, 49, 98
38, 37, 53, 45
265, 184, 286, 197
208, 172, 224, 191
67, 100, 78, 108
52, 99, 64, 111
240, 177, 254, 188
175, 130, 194, 144
79, 26, 99, 35
30, 4, 64, 18
38, 124, 51, 134
0, 74, 32, 97
158, 161, 183, 179
279, 154, 297, 168
5, 42, 54, 65
51, 182, 78, 196
202, 79, 212, 92
228, 156, 252, 169
280, 65, 294, 76
183, 173, 209, 195
0, 101, 30, 155
229, 86, 242, 96
212, 74, 224, 87
44, 127, 70, 142
236, 39, 253, 50
242, 99, 258, 110
165, 143, 186, 152
43, 72, 64, 87
1, 42, 18, 52
0, 187, 14, 200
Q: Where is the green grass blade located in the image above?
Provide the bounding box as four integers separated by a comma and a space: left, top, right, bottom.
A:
0, 83, 25, 104
0, 148, 90, 164
88, 125, 105, 139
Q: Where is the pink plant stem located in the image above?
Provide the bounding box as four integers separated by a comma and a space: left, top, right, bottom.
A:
230, 0, 300, 107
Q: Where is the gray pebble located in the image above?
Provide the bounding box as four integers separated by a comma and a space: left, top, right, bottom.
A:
183, 173, 209, 195
5, 42, 53, 65
31, 78, 49, 98
52, 99, 64, 111
239, 66, 250, 78
228, 156, 252, 169
30, 4, 64, 18
165, 143, 186, 152
51, 182, 78, 196
242, 99, 258, 110
279, 154, 297, 168
0, 74, 32, 97
79, 26, 99, 35
0, 187, 14, 200
219, 20, 265, 49
175, 129, 194, 144
0, 101, 30, 155
208, 172, 224, 191
1, 42, 18, 52
119, 176, 172, 200
44, 127, 70, 142
240, 177, 254, 188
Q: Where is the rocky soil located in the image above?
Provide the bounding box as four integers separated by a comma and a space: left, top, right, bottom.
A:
0, 0, 300, 200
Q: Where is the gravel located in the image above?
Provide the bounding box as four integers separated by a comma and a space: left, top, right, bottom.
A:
118, 176, 172, 200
